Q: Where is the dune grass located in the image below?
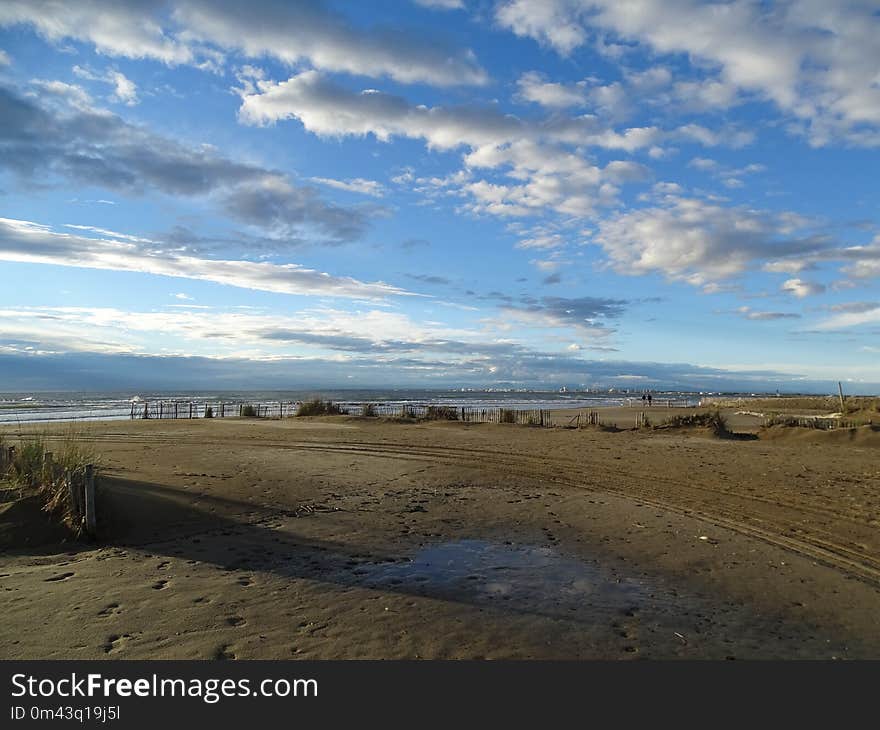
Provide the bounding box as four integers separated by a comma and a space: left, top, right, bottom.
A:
423, 405, 459, 421
296, 399, 347, 417
1, 428, 101, 531
499, 409, 517, 424
660, 410, 731, 437
713, 395, 880, 415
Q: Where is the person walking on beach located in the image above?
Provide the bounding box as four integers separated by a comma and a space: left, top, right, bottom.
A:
642, 394, 647, 406
647, 393, 653, 407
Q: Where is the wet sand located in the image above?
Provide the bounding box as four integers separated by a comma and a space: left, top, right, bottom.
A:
2, 412, 879, 659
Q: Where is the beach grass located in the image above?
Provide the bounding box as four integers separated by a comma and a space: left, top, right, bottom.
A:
1, 427, 101, 530
296, 399, 347, 416
660, 410, 731, 437
423, 405, 459, 421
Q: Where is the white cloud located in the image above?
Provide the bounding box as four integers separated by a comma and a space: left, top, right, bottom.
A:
517, 233, 565, 250
735, 306, 801, 321
0, 305, 474, 358
516, 71, 586, 108
0, 217, 407, 300
593, 196, 832, 285
0, 49, 10, 66
494, 0, 880, 146
689, 157, 718, 171
0, 1, 486, 86
310, 177, 386, 198
237, 71, 687, 222
495, 0, 587, 55
781, 278, 826, 298
413, 0, 464, 8
28, 79, 94, 109
814, 303, 880, 330
73, 65, 139, 105
238, 69, 667, 152
0, 1, 193, 64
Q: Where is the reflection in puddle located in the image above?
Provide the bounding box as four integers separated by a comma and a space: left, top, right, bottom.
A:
355, 539, 646, 618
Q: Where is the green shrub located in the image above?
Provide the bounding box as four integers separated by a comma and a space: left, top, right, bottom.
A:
499, 409, 517, 424
360, 403, 377, 417
205, 406, 214, 418
241, 404, 258, 417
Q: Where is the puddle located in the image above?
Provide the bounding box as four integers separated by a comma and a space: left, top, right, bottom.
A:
354, 539, 647, 620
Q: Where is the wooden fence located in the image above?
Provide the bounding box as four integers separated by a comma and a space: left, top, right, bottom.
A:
627, 398, 697, 408
762, 415, 860, 430
130, 400, 555, 426
129, 400, 715, 428
130, 401, 295, 419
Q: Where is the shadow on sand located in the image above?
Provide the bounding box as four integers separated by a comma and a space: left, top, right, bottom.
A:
88, 476, 651, 629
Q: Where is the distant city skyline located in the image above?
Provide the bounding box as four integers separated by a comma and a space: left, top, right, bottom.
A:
1, 1, 878, 393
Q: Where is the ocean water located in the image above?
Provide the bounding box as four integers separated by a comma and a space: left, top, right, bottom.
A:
0, 389, 705, 425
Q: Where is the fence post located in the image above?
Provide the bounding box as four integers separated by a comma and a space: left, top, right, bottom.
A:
42, 452, 54, 482
130, 402, 134, 419
143, 402, 148, 419
66, 474, 80, 524
83, 464, 96, 536
189, 402, 193, 419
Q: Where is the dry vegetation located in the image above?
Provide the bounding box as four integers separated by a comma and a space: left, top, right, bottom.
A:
658, 411, 732, 437
1, 429, 100, 533
711, 395, 880, 414
296, 399, 348, 417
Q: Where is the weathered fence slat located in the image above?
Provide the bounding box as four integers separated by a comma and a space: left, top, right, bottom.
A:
83, 464, 96, 536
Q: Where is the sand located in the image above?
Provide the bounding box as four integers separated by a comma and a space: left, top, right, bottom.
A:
1, 410, 879, 659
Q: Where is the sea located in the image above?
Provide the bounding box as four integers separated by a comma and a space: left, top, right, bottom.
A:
0, 389, 712, 425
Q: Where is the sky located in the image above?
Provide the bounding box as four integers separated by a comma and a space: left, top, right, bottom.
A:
0, 0, 879, 393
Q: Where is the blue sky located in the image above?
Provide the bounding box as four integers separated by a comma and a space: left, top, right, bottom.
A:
1, 0, 879, 392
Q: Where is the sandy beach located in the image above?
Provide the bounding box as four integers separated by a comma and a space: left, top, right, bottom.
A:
2, 409, 879, 659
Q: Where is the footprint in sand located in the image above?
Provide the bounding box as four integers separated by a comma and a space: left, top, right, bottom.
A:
98, 602, 123, 617
225, 616, 247, 627
236, 576, 253, 587
151, 579, 169, 590
44, 572, 75, 582
214, 644, 237, 660
102, 634, 135, 655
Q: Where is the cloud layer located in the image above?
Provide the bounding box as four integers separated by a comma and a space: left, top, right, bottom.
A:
495, 0, 880, 146
0, 218, 406, 299
0, 0, 487, 86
